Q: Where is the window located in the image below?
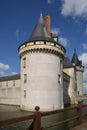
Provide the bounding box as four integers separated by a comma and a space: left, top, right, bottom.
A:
6, 81, 8, 87
24, 74, 27, 83
58, 74, 61, 84
75, 86, 77, 92
13, 80, 15, 86
24, 90, 26, 98
60, 60, 63, 70
23, 57, 26, 68
0, 82, 2, 87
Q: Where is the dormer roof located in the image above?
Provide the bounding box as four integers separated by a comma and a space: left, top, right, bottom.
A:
63, 57, 73, 68
0, 74, 20, 81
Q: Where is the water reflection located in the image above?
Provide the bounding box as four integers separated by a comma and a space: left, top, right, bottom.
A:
0, 103, 87, 130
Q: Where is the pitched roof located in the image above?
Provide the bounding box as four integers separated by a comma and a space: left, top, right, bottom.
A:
0, 74, 20, 81
63, 57, 73, 68
71, 51, 82, 66
28, 14, 57, 44
18, 13, 66, 53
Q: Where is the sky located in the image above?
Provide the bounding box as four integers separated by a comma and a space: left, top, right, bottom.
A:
0, 0, 87, 92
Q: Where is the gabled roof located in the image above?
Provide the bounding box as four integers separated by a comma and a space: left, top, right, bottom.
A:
63, 57, 73, 68
71, 51, 82, 66
28, 14, 57, 44
0, 74, 20, 81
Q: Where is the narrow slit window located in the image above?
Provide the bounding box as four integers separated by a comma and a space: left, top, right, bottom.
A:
24, 90, 26, 98
23, 57, 26, 68
6, 81, 8, 87
24, 74, 27, 83
60, 60, 63, 70
0, 82, 2, 87
58, 74, 61, 84
13, 80, 15, 86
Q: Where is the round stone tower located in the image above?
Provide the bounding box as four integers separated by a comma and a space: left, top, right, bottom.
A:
18, 14, 65, 111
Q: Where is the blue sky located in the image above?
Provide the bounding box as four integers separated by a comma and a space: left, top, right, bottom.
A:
0, 0, 87, 91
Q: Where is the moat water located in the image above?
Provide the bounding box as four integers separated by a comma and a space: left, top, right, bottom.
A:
0, 102, 87, 130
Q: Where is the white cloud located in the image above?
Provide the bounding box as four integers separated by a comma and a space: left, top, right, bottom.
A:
11, 72, 18, 75
82, 43, 87, 50
48, 0, 52, 4
59, 37, 68, 46
0, 63, 10, 71
0, 62, 10, 76
15, 29, 26, 41
83, 83, 87, 94
0, 71, 5, 76
79, 53, 87, 93
83, 68, 87, 83
79, 53, 87, 86
85, 28, 87, 35
51, 28, 68, 46
47, 0, 56, 4
61, 0, 87, 18
79, 53, 87, 66
51, 28, 60, 34
0, 62, 18, 77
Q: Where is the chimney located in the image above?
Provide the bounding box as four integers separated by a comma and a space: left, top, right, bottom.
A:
44, 14, 51, 36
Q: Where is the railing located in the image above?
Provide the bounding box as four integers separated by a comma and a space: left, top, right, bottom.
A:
0, 102, 87, 130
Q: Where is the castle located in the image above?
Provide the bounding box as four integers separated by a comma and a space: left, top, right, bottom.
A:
0, 14, 84, 111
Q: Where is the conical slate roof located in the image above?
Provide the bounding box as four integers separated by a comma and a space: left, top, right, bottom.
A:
28, 14, 57, 43
71, 51, 82, 66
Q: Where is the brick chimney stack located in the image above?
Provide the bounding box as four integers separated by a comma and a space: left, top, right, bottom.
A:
44, 14, 51, 36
